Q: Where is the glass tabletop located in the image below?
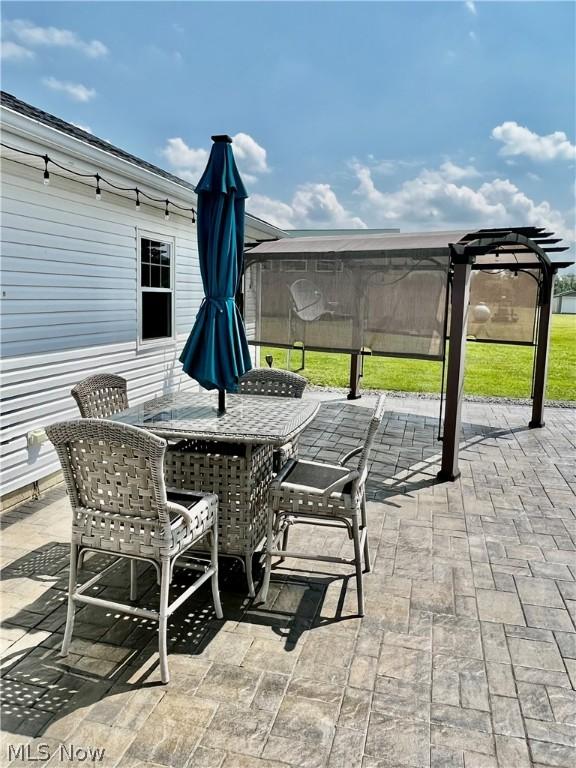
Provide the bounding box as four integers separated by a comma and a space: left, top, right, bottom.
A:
111, 391, 319, 445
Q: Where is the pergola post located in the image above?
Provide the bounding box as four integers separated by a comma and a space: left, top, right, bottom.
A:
438, 255, 473, 482
529, 268, 555, 428
347, 354, 362, 400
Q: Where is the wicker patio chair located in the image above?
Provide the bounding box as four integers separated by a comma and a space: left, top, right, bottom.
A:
239, 368, 307, 399
46, 418, 223, 684
239, 368, 307, 471
71, 373, 129, 419
259, 394, 386, 616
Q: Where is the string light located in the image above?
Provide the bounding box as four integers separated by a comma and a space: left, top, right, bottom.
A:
43, 154, 50, 186
1, 142, 197, 222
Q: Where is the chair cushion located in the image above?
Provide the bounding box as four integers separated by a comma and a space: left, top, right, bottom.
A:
279, 459, 353, 495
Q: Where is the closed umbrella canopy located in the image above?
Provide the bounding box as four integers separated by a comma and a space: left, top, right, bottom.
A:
180, 135, 252, 404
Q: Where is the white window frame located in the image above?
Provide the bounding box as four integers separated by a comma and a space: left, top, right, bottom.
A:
137, 229, 176, 349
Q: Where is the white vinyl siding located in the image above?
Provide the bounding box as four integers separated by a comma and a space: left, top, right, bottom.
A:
0, 141, 274, 497
0, 156, 202, 495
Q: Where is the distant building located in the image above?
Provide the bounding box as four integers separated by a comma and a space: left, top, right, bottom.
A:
552, 290, 576, 314
286, 228, 400, 237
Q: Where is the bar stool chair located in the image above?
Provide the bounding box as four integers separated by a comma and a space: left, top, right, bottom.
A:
259, 395, 386, 616
239, 368, 307, 470
46, 418, 223, 684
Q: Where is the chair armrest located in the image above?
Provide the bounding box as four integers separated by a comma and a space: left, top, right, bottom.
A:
322, 469, 360, 496
339, 446, 362, 466
166, 489, 218, 532
269, 458, 298, 489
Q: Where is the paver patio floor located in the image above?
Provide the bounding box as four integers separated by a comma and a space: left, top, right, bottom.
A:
1, 394, 575, 767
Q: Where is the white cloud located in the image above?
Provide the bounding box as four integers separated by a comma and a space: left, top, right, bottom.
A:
352, 162, 574, 241
42, 77, 96, 102
247, 194, 296, 229
465, 1, 477, 15
437, 160, 481, 181
160, 133, 269, 184
0, 40, 34, 61
248, 183, 366, 230
160, 137, 209, 181
230, 133, 269, 174
5, 19, 108, 57
492, 121, 576, 162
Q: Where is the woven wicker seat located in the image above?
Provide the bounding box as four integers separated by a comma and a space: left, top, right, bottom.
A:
239, 368, 307, 471
46, 418, 223, 684
259, 395, 386, 616
71, 373, 129, 418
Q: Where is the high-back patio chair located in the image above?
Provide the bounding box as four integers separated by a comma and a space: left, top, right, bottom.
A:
46, 418, 223, 684
71, 373, 129, 419
239, 368, 307, 399
239, 368, 307, 471
258, 394, 386, 616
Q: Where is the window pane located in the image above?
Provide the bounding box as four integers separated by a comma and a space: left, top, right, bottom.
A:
142, 292, 172, 339
160, 246, 170, 266
141, 264, 150, 286
161, 266, 171, 289
151, 265, 161, 287
150, 245, 161, 265
141, 239, 151, 265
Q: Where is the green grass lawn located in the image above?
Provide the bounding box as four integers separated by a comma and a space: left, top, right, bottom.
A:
261, 315, 576, 400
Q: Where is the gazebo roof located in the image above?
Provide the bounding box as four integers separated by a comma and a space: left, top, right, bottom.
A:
247, 226, 573, 271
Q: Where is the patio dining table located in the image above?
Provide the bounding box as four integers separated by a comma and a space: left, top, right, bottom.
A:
112, 390, 319, 595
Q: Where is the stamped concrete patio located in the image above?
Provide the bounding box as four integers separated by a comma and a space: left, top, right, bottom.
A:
1, 394, 575, 768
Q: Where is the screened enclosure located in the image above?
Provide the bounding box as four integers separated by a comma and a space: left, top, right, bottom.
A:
244, 230, 560, 356
244, 227, 572, 481
468, 268, 539, 344
245, 254, 450, 360
245, 233, 454, 360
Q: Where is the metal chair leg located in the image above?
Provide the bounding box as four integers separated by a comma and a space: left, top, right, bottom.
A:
210, 528, 223, 619
130, 560, 138, 601
61, 543, 78, 656
245, 553, 256, 598
158, 559, 171, 684
361, 494, 371, 573
258, 507, 275, 604
352, 517, 364, 617
279, 523, 290, 563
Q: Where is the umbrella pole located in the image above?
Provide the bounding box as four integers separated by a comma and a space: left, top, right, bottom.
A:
218, 389, 226, 413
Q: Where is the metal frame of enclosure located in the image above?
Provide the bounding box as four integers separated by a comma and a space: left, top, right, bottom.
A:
244, 227, 573, 482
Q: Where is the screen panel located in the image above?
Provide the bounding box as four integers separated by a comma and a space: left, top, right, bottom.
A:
467, 269, 539, 344
244, 254, 450, 360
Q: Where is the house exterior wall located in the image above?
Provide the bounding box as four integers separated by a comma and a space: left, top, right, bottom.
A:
0, 117, 279, 498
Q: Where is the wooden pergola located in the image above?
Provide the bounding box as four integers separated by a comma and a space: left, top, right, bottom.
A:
438, 226, 572, 480
245, 226, 573, 482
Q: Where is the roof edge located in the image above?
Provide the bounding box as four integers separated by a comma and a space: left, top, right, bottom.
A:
0, 90, 287, 240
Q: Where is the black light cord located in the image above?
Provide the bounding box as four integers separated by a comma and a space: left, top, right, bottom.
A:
1, 141, 197, 222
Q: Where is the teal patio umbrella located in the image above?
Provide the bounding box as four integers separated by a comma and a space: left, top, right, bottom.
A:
180, 135, 252, 411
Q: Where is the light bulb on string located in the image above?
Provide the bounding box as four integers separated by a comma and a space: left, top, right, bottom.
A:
164, 200, 170, 220
95, 173, 102, 200
43, 155, 50, 186
135, 189, 141, 210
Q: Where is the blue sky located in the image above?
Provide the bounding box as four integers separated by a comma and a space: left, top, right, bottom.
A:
2, 1, 575, 249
